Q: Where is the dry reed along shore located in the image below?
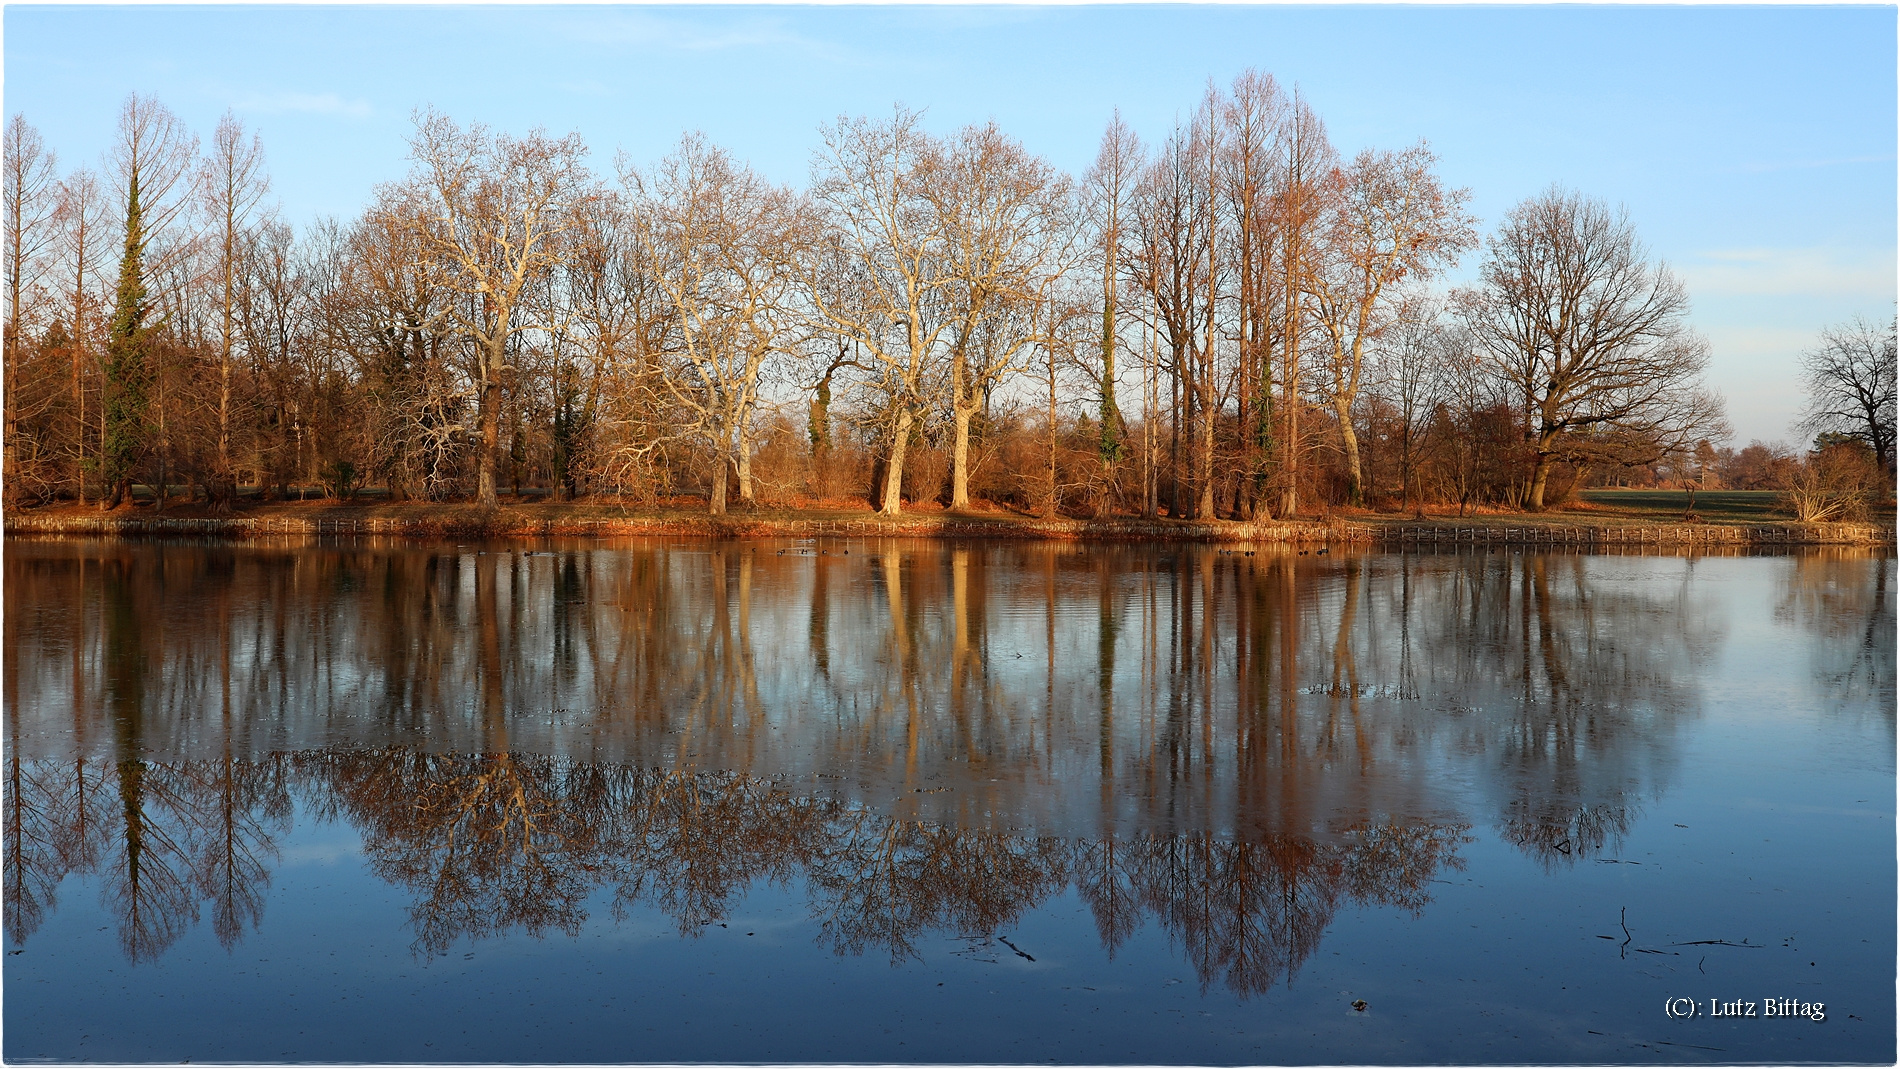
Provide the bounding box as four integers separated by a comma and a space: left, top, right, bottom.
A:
5, 500, 1893, 547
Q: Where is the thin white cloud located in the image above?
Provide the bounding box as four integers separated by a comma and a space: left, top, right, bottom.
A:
1677, 246, 1897, 300
235, 92, 373, 119
1739, 154, 1894, 174
549, 9, 865, 68
1701, 324, 1820, 358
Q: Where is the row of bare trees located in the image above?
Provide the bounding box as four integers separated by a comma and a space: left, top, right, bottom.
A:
5, 77, 1733, 516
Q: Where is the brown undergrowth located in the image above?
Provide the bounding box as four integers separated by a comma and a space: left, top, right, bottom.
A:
6, 494, 1892, 546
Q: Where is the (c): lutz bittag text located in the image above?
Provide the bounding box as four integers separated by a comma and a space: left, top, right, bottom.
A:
1665, 997, 1825, 1021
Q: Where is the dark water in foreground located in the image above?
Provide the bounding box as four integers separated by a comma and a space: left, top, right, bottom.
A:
3, 537, 1893, 1065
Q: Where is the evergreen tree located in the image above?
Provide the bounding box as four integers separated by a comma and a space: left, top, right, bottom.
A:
100, 174, 148, 509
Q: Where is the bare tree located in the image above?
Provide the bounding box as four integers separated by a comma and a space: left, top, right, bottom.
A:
561, 189, 669, 499
397, 109, 592, 508
4, 113, 58, 331
627, 133, 810, 514
1796, 313, 1896, 473
199, 113, 272, 507
1422, 322, 1513, 516
1082, 113, 1143, 516
327, 201, 461, 501
1309, 143, 1474, 506
932, 121, 1073, 512
1221, 69, 1286, 518
1369, 296, 1451, 514
1194, 86, 1223, 520
805, 107, 953, 516
1271, 95, 1334, 519
1125, 119, 1216, 518
291, 217, 398, 500
141, 212, 215, 508
1458, 188, 1724, 510
55, 169, 108, 501
106, 96, 198, 277
4, 114, 60, 493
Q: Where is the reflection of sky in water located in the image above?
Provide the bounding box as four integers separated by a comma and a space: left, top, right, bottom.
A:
3, 540, 1892, 1064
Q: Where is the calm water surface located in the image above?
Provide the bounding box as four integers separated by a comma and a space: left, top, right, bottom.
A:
3, 537, 1893, 1064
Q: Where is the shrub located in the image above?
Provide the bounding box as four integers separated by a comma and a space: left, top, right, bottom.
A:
1778, 441, 1882, 522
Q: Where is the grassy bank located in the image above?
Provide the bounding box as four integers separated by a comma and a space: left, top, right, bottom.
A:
5, 491, 1893, 546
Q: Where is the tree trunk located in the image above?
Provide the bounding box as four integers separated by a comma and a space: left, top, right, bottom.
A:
1280, 389, 1299, 518
950, 403, 974, 510
99, 381, 109, 509
1143, 325, 1158, 518
72, 266, 88, 507
1168, 356, 1181, 518
1528, 451, 1553, 511
1337, 395, 1364, 507
1197, 382, 1216, 519
1201, 104, 1219, 524
1045, 343, 1059, 520
709, 454, 728, 515
1255, 334, 1275, 519
1280, 228, 1302, 519
154, 358, 168, 512
74, 353, 86, 506
218, 242, 233, 509
879, 408, 912, 515
736, 420, 755, 508
477, 375, 500, 509
215, 358, 233, 512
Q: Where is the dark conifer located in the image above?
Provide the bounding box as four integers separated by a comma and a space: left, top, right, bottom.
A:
100, 174, 148, 509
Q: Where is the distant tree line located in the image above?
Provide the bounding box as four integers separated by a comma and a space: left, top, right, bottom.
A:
4, 77, 1882, 518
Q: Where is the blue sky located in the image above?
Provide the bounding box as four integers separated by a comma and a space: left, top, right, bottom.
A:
6, 4, 1894, 447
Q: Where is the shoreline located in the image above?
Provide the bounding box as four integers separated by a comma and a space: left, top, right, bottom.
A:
5, 503, 1893, 547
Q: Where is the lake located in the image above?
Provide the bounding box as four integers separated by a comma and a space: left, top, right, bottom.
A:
4, 537, 1893, 1064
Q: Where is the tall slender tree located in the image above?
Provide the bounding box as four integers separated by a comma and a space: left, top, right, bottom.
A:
57, 169, 107, 502
1126, 122, 1214, 518
4, 114, 60, 498
1085, 113, 1142, 515
1272, 95, 1334, 518
200, 113, 272, 508
99, 95, 195, 509
1221, 70, 1286, 518
100, 175, 151, 509
1196, 86, 1222, 519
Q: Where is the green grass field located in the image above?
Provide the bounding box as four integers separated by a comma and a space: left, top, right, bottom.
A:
1577, 488, 1789, 524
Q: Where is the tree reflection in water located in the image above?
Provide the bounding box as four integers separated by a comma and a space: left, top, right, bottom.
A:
1776, 550, 1895, 719
3, 750, 1466, 996
8, 539, 1866, 991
